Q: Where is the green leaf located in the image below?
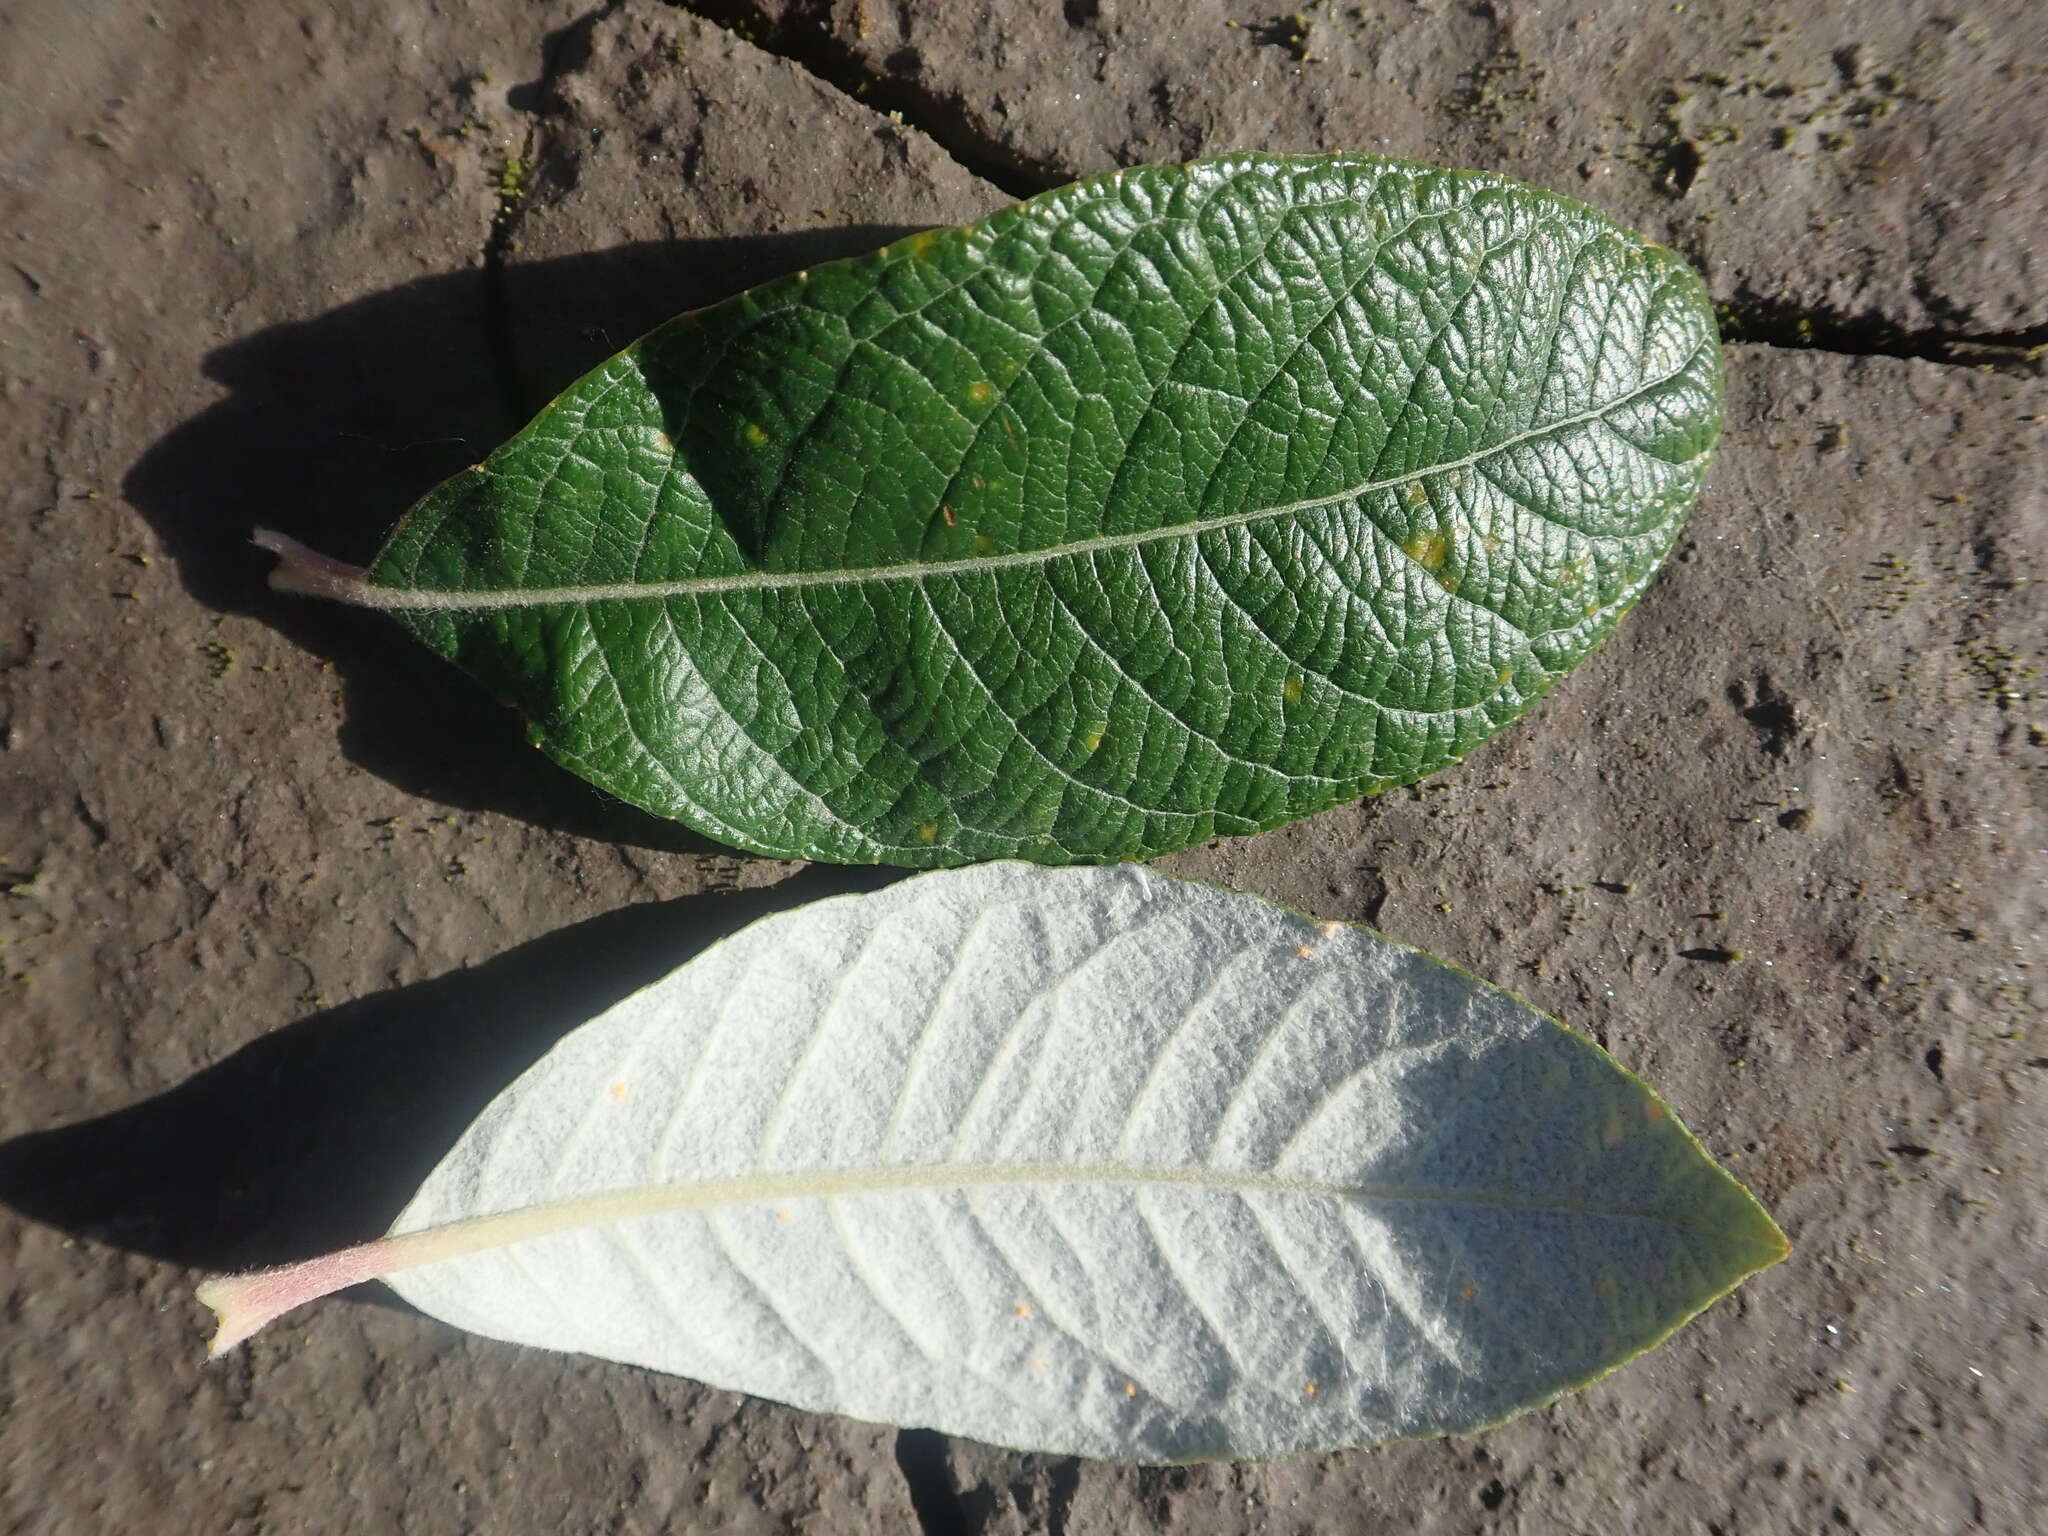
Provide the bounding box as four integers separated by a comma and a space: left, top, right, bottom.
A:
267, 153, 1722, 864
199, 864, 1784, 1461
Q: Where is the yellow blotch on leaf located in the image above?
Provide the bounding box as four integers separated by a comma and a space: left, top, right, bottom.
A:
1082, 724, 1106, 754
918, 824, 938, 843
1402, 531, 1450, 572
1283, 676, 1303, 704
967, 379, 995, 406
743, 422, 770, 446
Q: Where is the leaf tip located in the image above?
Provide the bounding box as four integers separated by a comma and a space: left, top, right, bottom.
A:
1758, 1215, 1793, 1268
1706, 1186, 1791, 1295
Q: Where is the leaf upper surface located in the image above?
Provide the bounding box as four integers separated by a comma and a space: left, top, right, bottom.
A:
385, 864, 1784, 1460
365, 154, 1722, 862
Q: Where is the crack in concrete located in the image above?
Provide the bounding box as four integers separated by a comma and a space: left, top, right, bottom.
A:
483, 2, 627, 420
1720, 294, 2047, 375
672, 0, 1058, 198
489, 0, 2042, 427
678, 3, 2041, 377
893, 1428, 970, 1536
480, 185, 531, 427
667, 4, 2041, 378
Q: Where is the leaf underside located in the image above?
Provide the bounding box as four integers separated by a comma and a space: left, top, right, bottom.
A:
364, 153, 1722, 864
379, 864, 1783, 1461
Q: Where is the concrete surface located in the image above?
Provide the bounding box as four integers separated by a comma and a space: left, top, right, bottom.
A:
2, 1, 2041, 1531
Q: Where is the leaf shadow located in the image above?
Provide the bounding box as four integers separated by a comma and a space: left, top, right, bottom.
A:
120, 226, 923, 851
0, 865, 900, 1287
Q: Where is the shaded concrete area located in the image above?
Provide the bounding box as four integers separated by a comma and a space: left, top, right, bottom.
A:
2, 1, 2040, 1530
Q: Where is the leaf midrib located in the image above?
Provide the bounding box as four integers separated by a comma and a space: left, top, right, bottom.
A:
368, 1154, 1761, 1295
366, 346, 1707, 614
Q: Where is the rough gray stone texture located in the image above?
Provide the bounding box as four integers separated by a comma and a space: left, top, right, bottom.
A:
726, 0, 2048, 338
2, 0, 2042, 1532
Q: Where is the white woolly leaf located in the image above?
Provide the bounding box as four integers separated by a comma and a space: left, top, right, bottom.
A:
200, 863, 1783, 1461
